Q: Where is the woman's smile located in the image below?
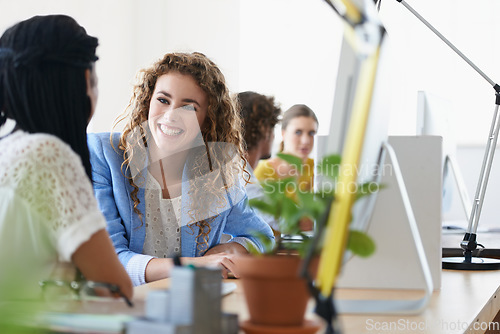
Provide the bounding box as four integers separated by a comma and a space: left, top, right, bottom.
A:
158, 123, 184, 137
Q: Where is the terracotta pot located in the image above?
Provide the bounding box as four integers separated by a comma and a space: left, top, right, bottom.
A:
236, 254, 318, 327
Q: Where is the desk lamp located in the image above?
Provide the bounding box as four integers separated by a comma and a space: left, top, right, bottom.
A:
391, 0, 500, 270
301, 0, 386, 332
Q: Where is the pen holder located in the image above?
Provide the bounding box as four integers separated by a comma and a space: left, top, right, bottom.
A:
170, 266, 222, 333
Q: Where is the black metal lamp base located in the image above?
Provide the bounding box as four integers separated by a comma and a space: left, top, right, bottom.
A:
442, 257, 500, 270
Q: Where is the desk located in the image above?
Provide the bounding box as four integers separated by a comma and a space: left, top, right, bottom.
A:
134, 269, 500, 334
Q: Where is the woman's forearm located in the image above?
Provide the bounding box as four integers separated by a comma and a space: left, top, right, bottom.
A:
144, 257, 175, 283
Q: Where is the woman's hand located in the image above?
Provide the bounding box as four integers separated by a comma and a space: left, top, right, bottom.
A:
72, 229, 133, 300
145, 254, 238, 282
185, 253, 239, 279
191, 242, 248, 278
145, 243, 248, 282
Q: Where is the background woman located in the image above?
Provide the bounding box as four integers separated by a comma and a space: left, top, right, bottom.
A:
88, 52, 274, 286
254, 104, 319, 191
254, 104, 319, 231
0, 15, 132, 302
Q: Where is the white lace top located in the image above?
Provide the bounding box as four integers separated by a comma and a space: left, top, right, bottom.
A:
143, 172, 182, 258
0, 131, 106, 297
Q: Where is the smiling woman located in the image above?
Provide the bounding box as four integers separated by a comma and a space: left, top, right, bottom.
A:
87, 52, 275, 286
148, 72, 208, 160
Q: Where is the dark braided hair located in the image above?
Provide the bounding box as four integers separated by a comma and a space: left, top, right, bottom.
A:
0, 15, 98, 179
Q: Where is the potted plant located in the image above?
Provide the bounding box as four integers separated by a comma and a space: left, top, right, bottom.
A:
237, 153, 377, 330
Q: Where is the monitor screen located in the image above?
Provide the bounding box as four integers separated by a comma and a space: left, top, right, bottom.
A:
315, 27, 393, 234
315, 0, 393, 296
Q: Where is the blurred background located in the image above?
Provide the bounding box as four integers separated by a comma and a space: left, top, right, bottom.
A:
1, 0, 499, 226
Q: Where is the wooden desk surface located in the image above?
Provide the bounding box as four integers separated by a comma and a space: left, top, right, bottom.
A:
337, 270, 500, 334
134, 269, 500, 334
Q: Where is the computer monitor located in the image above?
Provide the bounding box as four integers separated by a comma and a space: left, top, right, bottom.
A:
314, 0, 434, 313
322, 37, 440, 297
416, 90, 471, 224
313, 0, 396, 295
315, 28, 393, 234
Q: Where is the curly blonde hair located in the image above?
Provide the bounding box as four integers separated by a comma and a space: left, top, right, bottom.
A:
114, 52, 249, 253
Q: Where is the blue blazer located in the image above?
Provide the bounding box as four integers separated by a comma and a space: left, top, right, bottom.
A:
87, 132, 274, 269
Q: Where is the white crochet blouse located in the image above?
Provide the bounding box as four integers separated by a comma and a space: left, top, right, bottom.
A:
0, 131, 106, 298
142, 172, 182, 258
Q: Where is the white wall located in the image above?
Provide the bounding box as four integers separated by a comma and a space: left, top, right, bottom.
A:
0, 0, 148, 133
449, 147, 500, 229
377, 0, 500, 228
1, 0, 499, 222
0, 0, 242, 133
2, 0, 498, 143
238, 0, 342, 134
0, 0, 343, 136
378, 0, 500, 145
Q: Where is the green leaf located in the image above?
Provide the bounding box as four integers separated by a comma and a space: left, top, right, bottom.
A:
318, 154, 341, 180
355, 182, 385, 200
260, 179, 283, 198
275, 176, 298, 195
316, 187, 335, 200
260, 177, 296, 198
277, 153, 303, 174
347, 230, 376, 257
296, 237, 319, 258
247, 231, 276, 255
297, 191, 326, 220
279, 196, 301, 235
248, 198, 279, 217
246, 240, 261, 255
248, 149, 379, 260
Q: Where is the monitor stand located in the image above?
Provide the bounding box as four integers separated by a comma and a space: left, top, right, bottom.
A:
336, 139, 434, 314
